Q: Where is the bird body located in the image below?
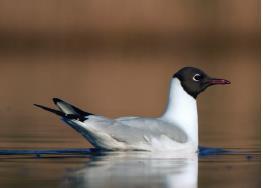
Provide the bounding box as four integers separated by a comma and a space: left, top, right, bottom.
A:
64, 115, 194, 152
34, 67, 230, 152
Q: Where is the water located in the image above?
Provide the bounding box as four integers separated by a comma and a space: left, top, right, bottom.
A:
0, 146, 259, 188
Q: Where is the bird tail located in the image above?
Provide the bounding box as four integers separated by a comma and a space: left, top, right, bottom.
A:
34, 98, 93, 121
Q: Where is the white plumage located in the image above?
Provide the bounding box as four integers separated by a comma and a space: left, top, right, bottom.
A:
35, 67, 230, 152
60, 78, 198, 152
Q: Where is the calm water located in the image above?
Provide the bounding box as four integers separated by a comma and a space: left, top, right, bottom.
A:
0, 145, 259, 188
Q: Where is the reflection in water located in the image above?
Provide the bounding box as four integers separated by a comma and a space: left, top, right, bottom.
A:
63, 152, 198, 188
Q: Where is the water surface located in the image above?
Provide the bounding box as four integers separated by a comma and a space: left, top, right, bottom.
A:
0, 146, 259, 188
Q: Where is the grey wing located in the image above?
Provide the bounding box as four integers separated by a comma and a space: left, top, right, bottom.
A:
102, 117, 188, 144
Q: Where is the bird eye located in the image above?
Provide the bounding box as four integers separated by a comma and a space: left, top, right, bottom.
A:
193, 74, 202, 81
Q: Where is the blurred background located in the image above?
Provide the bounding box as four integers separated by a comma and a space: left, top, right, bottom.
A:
0, 0, 260, 150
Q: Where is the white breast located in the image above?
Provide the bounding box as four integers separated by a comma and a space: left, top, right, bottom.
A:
161, 78, 198, 150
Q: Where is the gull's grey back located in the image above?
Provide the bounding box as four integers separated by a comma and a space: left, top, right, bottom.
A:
87, 116, 188, 145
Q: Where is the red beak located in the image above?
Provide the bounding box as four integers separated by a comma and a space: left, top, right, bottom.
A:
208, 78, 231, 85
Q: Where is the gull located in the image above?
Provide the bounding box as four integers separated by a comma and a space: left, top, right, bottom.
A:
34, 67, 230, 152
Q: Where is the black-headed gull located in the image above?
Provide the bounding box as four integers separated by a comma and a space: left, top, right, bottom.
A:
34, 67, 230, 152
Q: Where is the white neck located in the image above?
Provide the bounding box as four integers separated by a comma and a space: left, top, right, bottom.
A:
161, 78, 198, 148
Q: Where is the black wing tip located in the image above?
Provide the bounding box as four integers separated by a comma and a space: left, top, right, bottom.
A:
53, 98, 63, 105
33, 103, 89, 122
33, 103, 66, 117
53, 98, 94, 116
33, 104, 45, 108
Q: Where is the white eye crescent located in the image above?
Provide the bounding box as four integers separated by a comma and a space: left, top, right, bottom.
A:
193, 74, 202, 81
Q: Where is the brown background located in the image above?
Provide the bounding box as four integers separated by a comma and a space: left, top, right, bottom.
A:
0, 0, 260, 149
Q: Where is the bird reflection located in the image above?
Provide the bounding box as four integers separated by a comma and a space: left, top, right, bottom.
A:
62, 152, 198, 188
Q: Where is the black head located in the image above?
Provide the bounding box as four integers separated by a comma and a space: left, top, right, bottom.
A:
173, 67, 230, 98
